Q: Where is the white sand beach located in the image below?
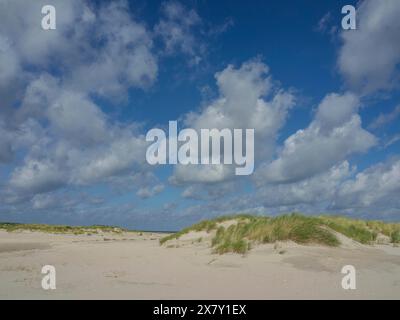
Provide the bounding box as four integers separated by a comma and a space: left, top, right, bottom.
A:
0, 229, 399, 299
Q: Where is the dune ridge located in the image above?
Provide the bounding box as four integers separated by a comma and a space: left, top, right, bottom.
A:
160, 213, 400, 254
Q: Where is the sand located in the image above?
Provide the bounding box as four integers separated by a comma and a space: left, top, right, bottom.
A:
0, 229, 399, 299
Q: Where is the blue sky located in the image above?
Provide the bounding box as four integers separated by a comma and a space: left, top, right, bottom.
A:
0, 0, 400, 230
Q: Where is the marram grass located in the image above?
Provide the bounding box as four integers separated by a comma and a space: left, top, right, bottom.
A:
160, 213, 400, 254
0, 222, 128, 235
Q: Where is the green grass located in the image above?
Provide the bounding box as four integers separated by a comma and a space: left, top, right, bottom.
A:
365, 220, 400, 244
391, 230, 400, 244
159, 214, 255, 245
160, 213, 400, 254
0, 222, 128, 235
159, 219, 218, 245
210, 214, 339, 254
319, 216, 400, 244
318, 216, 377, 244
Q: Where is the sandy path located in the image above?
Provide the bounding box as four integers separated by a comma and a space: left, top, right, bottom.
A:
0, 230, 399, 299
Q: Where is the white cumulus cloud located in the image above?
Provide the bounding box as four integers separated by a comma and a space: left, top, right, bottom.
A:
258, 93, 377, 183
338, 0, 400, 93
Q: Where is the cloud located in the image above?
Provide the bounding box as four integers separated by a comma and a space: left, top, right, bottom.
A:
136, 184, 165, 199
155, 0, 205, 65
332, 158, 400, 211
0, 0, 226, 212
5, 86, 149, 199
175, 158, 399, 221
9, 158, 66, 195
0, 0, 78, 66
182, 162, 353, 219
384, 134, 400, 149
70, 130, 148, 185
0, 35, 20, 87
315, 12, 338, 37
258, 161, 352, 207
258, 92, 377, 183
31, 193, 73, 210
47, 92, 109, 147
0, 119, 13, 163
0, 0, 158, 100
171, 164, 234, 184
171, 59, 295, 184
338, 0, 400, 93
0, 0, 158, 201
369, 105, 400, 130
207, 17, 234, 37
316, 12, 332, 33
181, 182, 238, 201
66, 1, 158, 96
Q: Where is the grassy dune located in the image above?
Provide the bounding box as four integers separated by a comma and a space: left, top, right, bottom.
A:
0, 222, 128, 235
160, 213, 400, 254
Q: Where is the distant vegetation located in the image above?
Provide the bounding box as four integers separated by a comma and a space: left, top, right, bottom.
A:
160, 213, 400, 254
0, 222, 128, 235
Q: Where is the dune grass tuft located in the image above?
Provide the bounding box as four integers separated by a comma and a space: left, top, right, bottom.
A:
318, 216, 377, 244
159, 219, 218, 245
319, 216, 400, 244
211, 214, 339, 254
391, 230, 400, 244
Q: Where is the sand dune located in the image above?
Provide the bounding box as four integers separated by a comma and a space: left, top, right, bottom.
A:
0, 229, 399, 299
